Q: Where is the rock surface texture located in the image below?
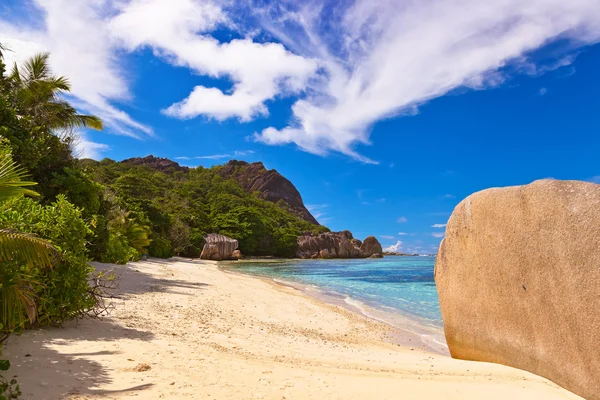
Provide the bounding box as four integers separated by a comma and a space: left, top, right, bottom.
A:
200, 234, 239, 261
121, 155, 190, 173
435, 179, 600, 400
219, 160, 319, 225
297, 231, 383, 259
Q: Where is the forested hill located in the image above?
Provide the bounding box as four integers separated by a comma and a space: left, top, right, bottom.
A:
116, 155, 319, 225
80, 156, 328, 260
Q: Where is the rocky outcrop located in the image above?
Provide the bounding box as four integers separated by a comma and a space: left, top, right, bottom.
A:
297, 231, 383, 259
121, 155, 189, 173
219, 160, 319, 225
360, 236, 383, 256
231, 250, 243, 260
200, 234, 239, 261
435, 179, 600, 400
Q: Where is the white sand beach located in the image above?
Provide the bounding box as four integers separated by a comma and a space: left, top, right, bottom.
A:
3, 259, 582, 399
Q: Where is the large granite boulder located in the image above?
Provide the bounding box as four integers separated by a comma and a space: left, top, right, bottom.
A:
297, 231, 382, 259
219, 160, 319, 225
435, 179, 600, 400
360, 236, 383, 256
200, 234, 239, 261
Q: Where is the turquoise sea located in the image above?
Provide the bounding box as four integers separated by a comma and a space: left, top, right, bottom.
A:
225, 256, 447, 353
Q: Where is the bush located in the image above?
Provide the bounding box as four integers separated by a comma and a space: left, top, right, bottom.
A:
100, 233, 140, 265
148, 236, 173, 258
0, 195, 95, 326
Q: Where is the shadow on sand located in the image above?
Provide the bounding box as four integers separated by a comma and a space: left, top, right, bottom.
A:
3, 316, 155, 399
91, 258, 211, 297
3, 258, 210, 398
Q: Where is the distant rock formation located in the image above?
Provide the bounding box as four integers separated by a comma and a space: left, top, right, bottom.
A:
297, 231, 383, 259
219, 160, 319, 225
121, 155, 190, 173
200, 234, 239, 261
435, 179, 600, 400
360, 236, 383, 256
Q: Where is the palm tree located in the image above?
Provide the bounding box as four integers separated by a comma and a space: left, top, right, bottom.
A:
0, 156, 58, 337
108, 207, 152, 254
8, 52, 103, 131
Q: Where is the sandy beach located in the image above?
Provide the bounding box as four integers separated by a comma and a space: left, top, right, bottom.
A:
3, 258, 581, 399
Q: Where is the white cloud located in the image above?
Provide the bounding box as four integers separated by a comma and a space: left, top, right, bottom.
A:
254, 0, 600, 162
110, 0, 318, 122
380, 235, 395, 240
397, 216, 408, 223
0, 1, 152, 138
4, 0, 600, 162
432, 232, 446, 238
306, 204, 329, 221
432, 223, 447, 228
539, 87, 548, 96
397, 232, 408, 236
384, 240, 403, 253
588, 176, 600, 184
176, 150, 255, 160
72, 133, 110, 160
443, 194, 456, 199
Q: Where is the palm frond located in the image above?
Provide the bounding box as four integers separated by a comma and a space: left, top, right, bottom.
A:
0, 157, 39, 201
22, 52, 51, 82
9, 62, 22, 87
72, 114, 103, 130
0, 267, 38, 331
44, 102, 103, 130
0, 230, 59, 267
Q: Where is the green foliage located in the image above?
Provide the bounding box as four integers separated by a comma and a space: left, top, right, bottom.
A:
101, 233, 140, 265
148, 236, 173, 258
99, 207, 151, 264
1, 45, 327, 264
85, 159, 324, 258
0, 150, 58, 339
0, 359, 20, 400
0, 195, 94, 326
8, 53, 102, 131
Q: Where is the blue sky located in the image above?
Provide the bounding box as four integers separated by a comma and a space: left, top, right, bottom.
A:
1, 0, 600, 254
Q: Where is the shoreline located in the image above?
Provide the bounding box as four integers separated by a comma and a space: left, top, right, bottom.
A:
3, 258, 582, 399
219, 262, 448, 355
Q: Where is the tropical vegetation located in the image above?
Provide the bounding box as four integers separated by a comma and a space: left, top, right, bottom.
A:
0, 39, 327, 399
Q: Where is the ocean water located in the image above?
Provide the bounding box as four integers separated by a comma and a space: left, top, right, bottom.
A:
224, 256, 447, 352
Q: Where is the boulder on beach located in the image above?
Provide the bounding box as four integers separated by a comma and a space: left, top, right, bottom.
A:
435, 179, 600, 400
297, 231, 382, 259
200, 234, 239, 261
231, 250, 243, 259
361, 236, 383, 256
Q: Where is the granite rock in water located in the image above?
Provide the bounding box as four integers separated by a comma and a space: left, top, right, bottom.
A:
297, 231, 382, 259
200, 234, 239, 261
435, 179, 600, 400
360, 236, 383, 257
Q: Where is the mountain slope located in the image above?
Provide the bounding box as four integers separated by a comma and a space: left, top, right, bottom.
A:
218, 160, 319, 225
